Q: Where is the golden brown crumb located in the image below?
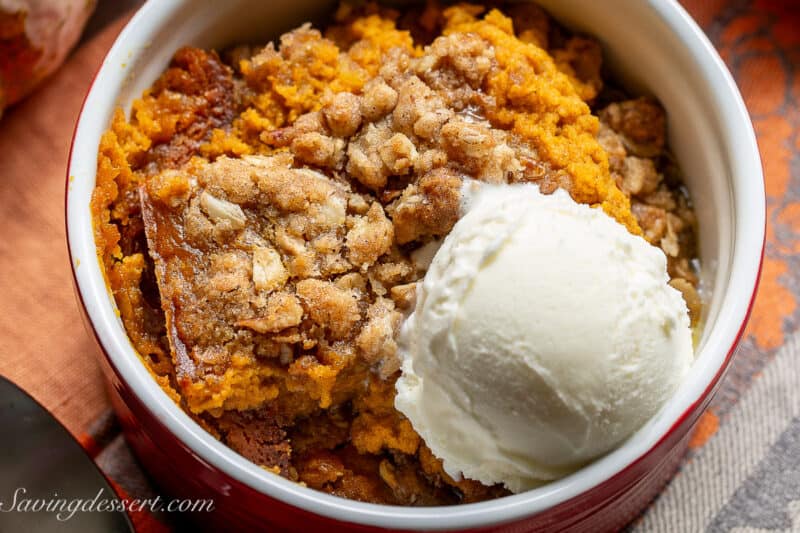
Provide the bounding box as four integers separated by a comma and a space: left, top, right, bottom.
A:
237, 292, 304, 334
389, 168, 462, 244
670, 278, 702, 327
599, 97, 667, 157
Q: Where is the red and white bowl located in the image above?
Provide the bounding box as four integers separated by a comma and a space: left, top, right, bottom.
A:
66, 1, 765, 531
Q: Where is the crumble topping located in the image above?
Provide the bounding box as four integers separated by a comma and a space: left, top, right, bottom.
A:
140, 153, 409, 414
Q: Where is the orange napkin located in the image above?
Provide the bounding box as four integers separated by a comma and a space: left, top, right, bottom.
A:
0, 16, 130, 436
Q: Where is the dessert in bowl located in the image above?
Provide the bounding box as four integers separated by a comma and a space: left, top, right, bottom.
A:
67, 0, 764, 530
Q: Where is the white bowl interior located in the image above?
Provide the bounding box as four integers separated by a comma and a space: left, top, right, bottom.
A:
67, 0, 763, 530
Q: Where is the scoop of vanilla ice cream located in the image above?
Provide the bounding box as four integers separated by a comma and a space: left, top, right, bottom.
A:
394, 183, 694, 493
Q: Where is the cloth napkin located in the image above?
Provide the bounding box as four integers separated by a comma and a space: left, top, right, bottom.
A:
0, 1, 797, 531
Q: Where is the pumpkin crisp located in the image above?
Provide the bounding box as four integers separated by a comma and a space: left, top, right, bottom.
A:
92, 2, 701, 505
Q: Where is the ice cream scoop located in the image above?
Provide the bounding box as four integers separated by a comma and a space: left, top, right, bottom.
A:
395, 183, 694, 493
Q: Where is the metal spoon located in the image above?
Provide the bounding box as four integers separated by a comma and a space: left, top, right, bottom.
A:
0, 376, 133, 532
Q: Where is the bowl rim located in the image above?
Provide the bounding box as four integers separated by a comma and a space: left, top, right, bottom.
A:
65, 0, 765, 529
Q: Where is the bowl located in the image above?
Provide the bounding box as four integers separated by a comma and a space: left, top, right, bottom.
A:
66, 0, 765, 531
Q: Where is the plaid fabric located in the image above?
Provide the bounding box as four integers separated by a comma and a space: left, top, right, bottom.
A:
0, 1, 796, 531
634, 331, 800, 531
